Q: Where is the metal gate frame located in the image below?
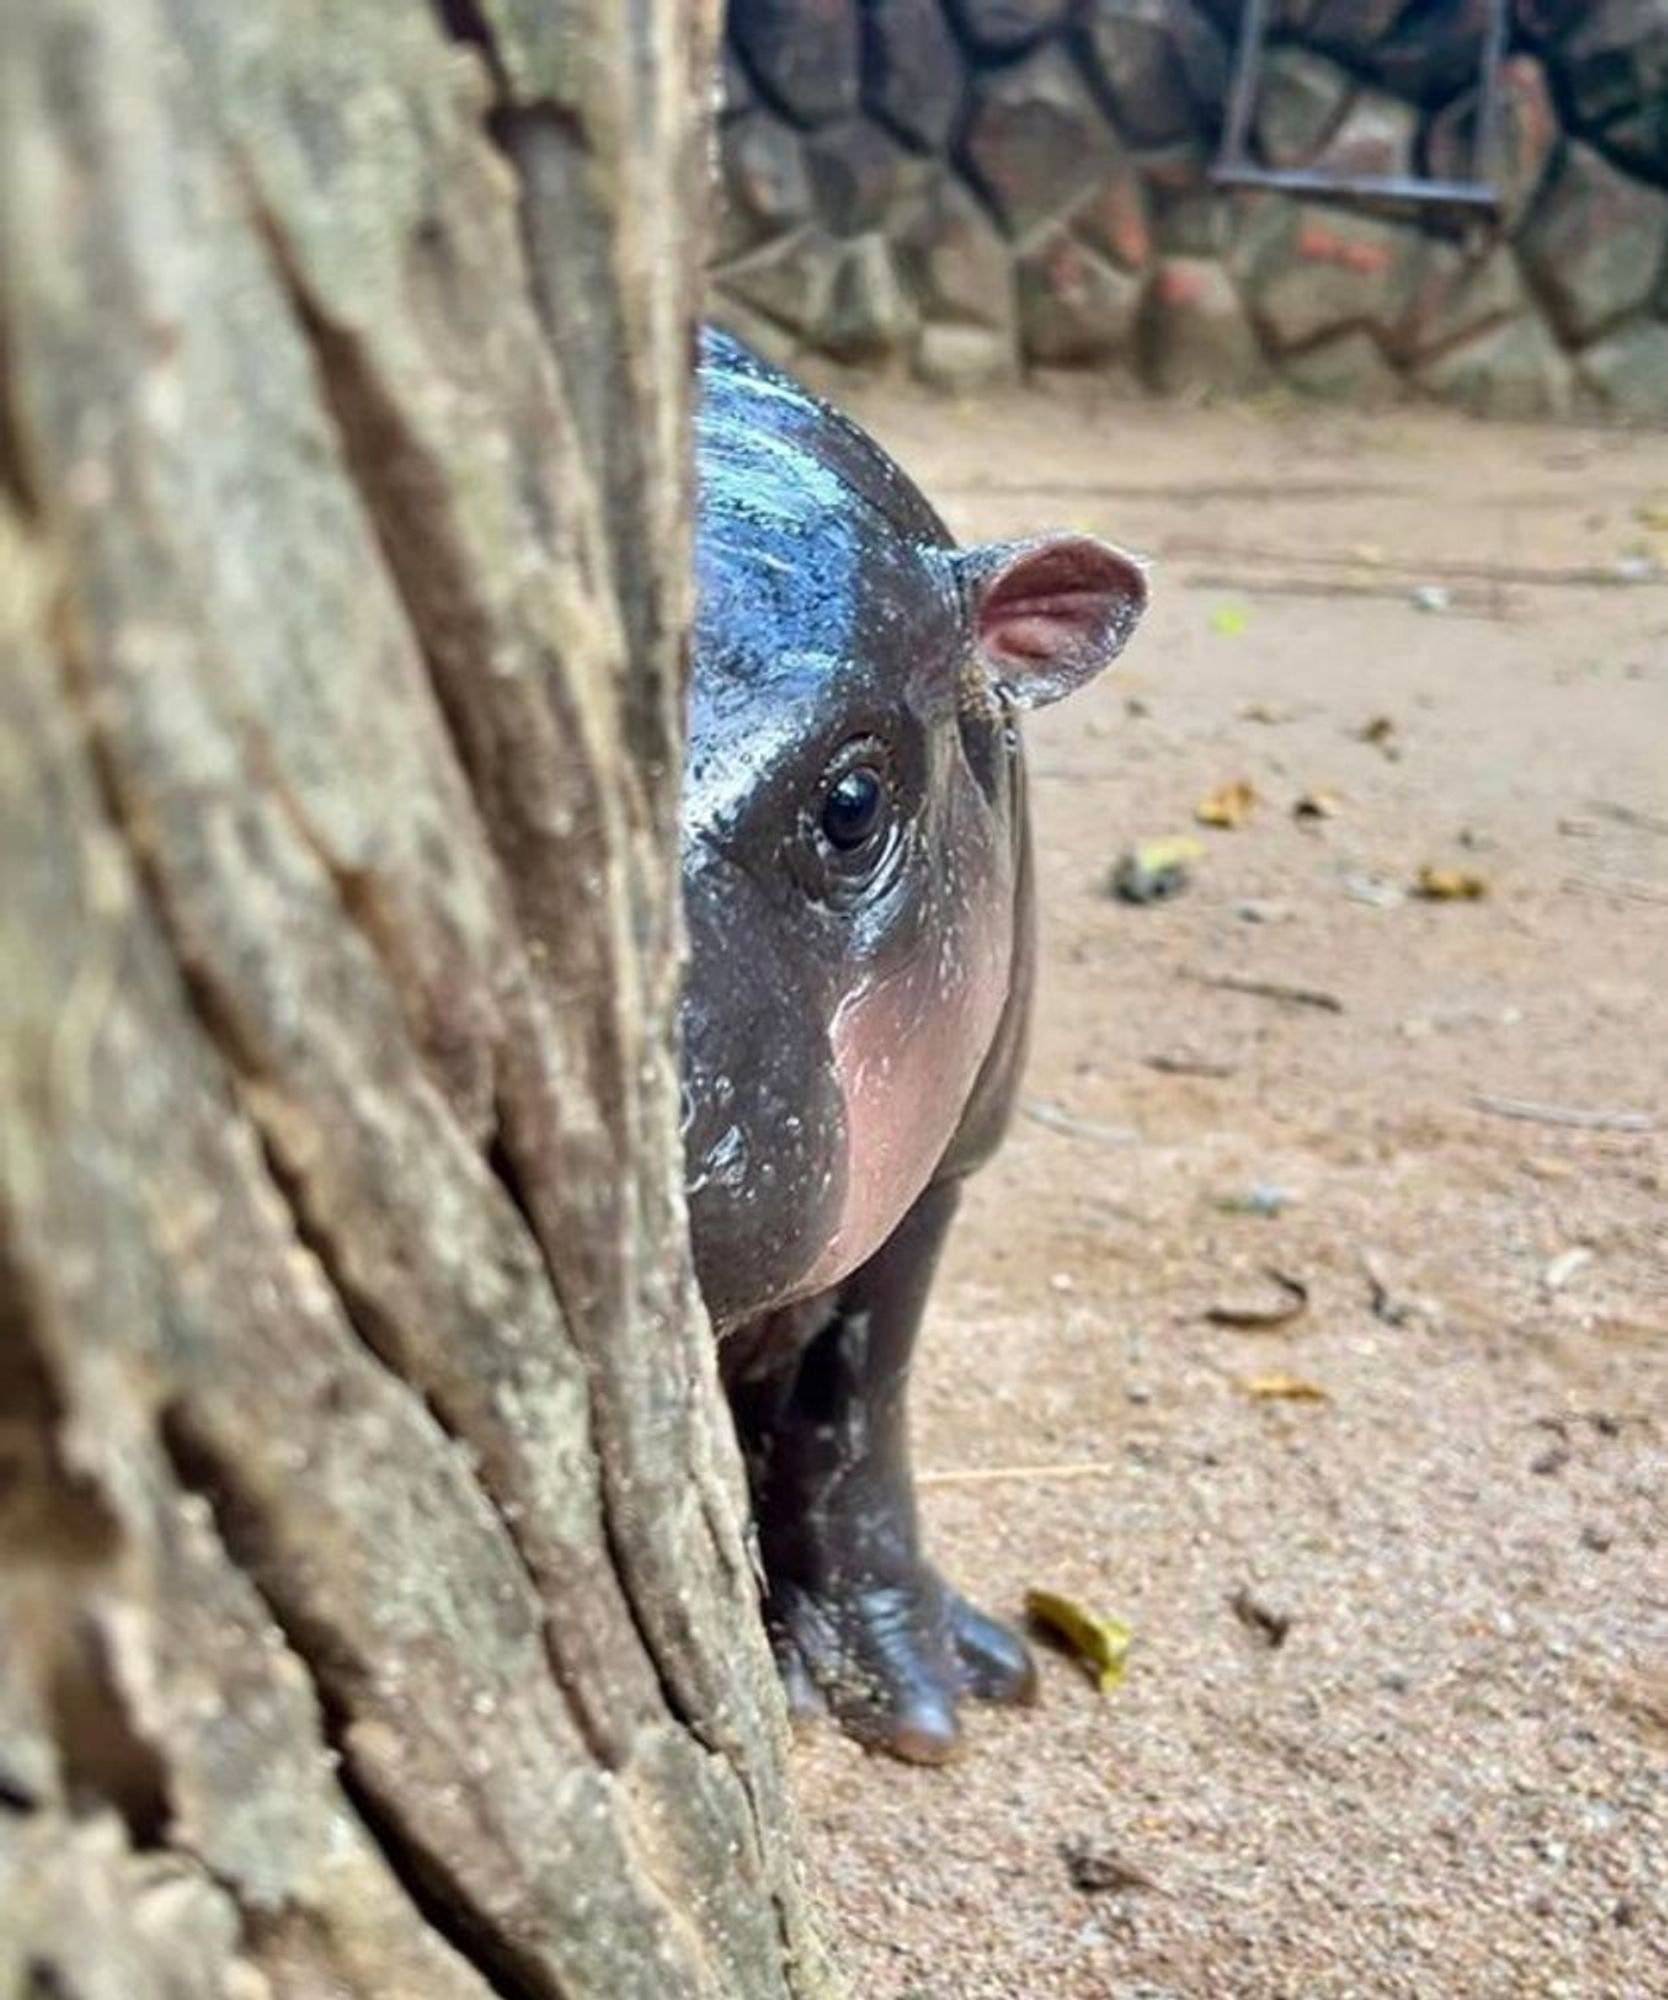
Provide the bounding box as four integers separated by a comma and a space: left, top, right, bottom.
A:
1211, 0, 1511, 210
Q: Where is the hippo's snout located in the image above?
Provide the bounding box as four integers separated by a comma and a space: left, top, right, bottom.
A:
680, 850, 848, 1329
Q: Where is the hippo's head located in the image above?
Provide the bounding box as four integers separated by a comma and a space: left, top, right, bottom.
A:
682, 331, 1146, 1330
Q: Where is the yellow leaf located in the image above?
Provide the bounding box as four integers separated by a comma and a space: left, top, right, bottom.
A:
1195, 779, 1259, 829
1242, 1373, 1330, 1403
1024, 1589, 1134, 1695
1210, 605, 1250, 637
1110, 835, 1203, 905
1415, 865, 1489, 901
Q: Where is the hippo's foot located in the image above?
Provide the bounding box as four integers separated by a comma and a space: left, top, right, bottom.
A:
768, 1568, 1037, 1764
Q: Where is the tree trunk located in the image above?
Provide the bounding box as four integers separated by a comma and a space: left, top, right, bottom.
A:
0, 3, 837, 1994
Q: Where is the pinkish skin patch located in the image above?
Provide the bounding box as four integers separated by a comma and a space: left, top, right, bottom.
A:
802, 886, 1013, 1296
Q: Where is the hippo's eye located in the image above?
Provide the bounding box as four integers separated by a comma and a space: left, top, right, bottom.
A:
801, 740, 901, 903
821, 766, 886, 851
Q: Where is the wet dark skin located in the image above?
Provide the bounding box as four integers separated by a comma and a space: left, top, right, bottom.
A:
684, 331, 1147, 1762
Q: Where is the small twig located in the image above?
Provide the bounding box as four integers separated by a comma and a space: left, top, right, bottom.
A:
1563, 871, 1668, 907
918, 1459, 1122, 1489
1144, 1051, 1239, 1079
1020, 1098, 1139, 1147
1588, 799, 1668, 838
1471, 1092, 1654, 1134
1185, 969, 1344, 1013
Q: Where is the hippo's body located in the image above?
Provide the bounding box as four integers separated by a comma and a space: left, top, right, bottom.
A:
682, 331, 1145, 1761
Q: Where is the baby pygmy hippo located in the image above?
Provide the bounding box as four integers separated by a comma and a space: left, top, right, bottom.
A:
683, 332, 1146, 1761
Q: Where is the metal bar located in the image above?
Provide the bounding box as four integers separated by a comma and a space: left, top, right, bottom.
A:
1210, 0, 1505, 212
1219, 0, 1270, 169
1210, 163, 1501, 209
1471, 0, 1512, 187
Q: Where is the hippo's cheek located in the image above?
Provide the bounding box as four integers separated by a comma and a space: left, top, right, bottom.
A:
804, 903, 1012, 1291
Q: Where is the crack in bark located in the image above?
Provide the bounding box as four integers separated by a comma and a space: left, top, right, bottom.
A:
227, 191, 653, 1776
156, 1408, 549, 2000
233, 163, 721, 1734
45, 615, 591, 1999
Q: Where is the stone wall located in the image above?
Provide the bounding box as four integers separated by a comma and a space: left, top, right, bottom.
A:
711, 1, 1668, 418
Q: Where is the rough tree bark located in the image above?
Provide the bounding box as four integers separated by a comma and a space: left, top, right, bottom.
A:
0, 2, 837, 1994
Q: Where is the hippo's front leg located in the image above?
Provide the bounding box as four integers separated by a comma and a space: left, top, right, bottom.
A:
728, 1179, 1036, 1764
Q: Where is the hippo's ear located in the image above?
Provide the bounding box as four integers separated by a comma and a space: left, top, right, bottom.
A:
955, 535, 1149, 711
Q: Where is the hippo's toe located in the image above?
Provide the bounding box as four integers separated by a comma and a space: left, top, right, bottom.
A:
767, 1572, 1035, 1764
950, 1592, 1040, 1706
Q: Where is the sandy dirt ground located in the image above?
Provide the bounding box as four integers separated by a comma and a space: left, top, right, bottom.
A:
782, 379, 1668, 1999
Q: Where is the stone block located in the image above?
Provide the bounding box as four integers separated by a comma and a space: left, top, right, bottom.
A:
1518, 141, 1668, 340
1312, 90, 1417, 181
1067, 154, 1154, 269
805, 118, 932, 237
962, 44, 1122, 237
1558, 2, 1668, 128
1426, 55, 1559, 229
1255, 48, 1352, 168
914, 321, 1018, 391
1018, 229, 1144, 362
718, 226, 844, 338
1167, 2, 1235, 114
823, 236, 919, 360
1250, 206, 1424, 350
947, 0, 1073, 51
1154, 194, 1231, 258
731, 0, 861, 127
1373, 0, 1498, 102
1400, 243, 1529, 359
1080, 0, 1200, 148
1580, 317, 1668, 416
1417, 314, 1575, 417
1515, 0, 1591, 38
721, 111, 814, 229
862, 0, 966, 153
1131, 136, 1214, 200
714, 111, 814, 262
1304, 0, 1409, 62
1557, 0, 1668, 186
894, 178, 1017, 328
1227, 190, 1302, 288
1285, 328, 1402, 403
1143, 256, 1270, 393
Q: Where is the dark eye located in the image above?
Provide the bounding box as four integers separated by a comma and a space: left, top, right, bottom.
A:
800, 742, 902, 904
821, 766, 886, 851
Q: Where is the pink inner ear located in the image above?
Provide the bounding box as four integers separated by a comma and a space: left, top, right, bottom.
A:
974, 536, 1147, 708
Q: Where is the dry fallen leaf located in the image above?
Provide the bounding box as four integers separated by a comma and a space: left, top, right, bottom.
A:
1024, 1589, 1134, 1695
1060, 1839, 1157, 1896
1357, 714, 1401, 761
1195, 779, 1259, 829
1230, 1585, 1292, 1649
1242, 1372, 1330, 1403
1206, 1267, 1310, 1329
1415, 864, 1490, 901
1292, 789, 1341, 822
